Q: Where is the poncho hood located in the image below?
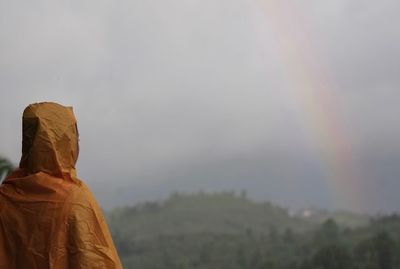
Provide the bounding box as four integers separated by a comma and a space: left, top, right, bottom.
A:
19, 102, 79, 179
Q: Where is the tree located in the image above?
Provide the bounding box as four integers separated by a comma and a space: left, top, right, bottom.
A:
283, 228, 295, 244
354, 231, 396, 269
374, 231, 396, 269
314, 219, 340, 247
236, 244, 247, 268
259, 260, 277, 269
268, 225, 279, 244
354, 238, 377, 269
298, 260, 313, 269
313, 245, 352, 269
0, 156, 14, 182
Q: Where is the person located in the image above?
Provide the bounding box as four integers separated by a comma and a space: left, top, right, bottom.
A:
0, 102, 123, 269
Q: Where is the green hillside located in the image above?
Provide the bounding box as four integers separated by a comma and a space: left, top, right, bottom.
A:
107, 192, 400, 269
107, 191, 313, 239
107, 192, 313, 268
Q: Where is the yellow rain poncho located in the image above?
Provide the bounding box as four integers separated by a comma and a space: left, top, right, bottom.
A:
0, 102, 123, 269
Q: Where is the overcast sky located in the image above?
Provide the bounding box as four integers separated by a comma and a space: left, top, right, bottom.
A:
1, 0, 399, 213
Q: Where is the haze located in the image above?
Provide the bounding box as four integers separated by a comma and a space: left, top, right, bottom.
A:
0, 0, 399, 213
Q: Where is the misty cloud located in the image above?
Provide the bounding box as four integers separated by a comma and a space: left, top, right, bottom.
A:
0, 0, 399, 212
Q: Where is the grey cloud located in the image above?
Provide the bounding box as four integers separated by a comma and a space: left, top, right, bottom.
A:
0, 0, 399, 213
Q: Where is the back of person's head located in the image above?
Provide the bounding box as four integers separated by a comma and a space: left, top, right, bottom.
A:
19, 102, 79, 179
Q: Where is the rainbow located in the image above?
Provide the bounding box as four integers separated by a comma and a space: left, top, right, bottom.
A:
255, 1, 363, 211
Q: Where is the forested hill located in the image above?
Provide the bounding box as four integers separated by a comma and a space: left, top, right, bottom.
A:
105, 192, 400, 269
107, 192, 313, 240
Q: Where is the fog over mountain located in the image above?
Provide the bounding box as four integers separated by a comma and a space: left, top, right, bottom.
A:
0, 0, 399, 213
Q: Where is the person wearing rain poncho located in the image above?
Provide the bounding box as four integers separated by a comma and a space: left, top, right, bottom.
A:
0, 102, 123, 269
